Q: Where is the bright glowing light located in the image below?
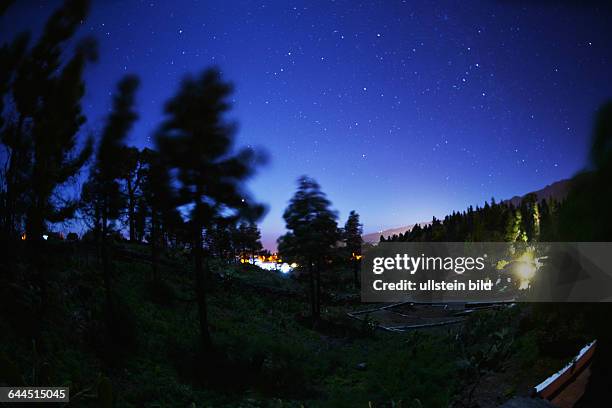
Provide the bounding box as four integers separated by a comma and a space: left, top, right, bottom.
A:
516, 261, 535, 280
516, 251, 534, 264
42, 234, 49, 241
514, 250, 536, 289
251, 258, 294, 274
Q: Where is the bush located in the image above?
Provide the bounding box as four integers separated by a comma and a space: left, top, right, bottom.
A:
144, 279, 176, 306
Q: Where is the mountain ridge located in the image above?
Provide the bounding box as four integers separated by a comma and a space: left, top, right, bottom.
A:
363, 178, 572, 243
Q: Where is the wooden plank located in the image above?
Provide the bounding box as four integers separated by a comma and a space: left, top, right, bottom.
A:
533, 340, 597, 400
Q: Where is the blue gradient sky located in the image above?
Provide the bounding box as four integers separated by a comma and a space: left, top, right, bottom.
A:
2, 1, 611, 249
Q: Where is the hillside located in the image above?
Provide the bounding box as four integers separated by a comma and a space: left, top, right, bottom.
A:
363, 178, 572, 243
0, 240, 581, 407
362, 222, 430, 244
503, 178, 571, 207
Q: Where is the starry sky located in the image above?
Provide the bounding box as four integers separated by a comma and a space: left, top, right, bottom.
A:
2, 0, 611, 249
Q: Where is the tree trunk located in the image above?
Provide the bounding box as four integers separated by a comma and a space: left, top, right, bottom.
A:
128, 179, 135, 241
26, 197, 47, 304
314, 260, 321, 320
3, 115, 25, 240
308, 260, 317, 320
193, 219, 212, 351
4, 152, 17, 238
150, 210, 159, 280
26, 207, 45, 347
94, 204, 102, 263
101, 212, 115, 338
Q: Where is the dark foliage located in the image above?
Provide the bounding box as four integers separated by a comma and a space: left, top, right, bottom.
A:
343, 210, 363, 288
155, 68, 265, 350
278, 176, 340, 320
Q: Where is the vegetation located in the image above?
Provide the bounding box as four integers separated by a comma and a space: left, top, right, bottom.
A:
2, 239, 592, 407
82, 74, 140, 341
344, 210, 364, 289
154, 68, 266, 351
278, 176, 340, 321
0, 1, 610, 407
381, 193, 552, 244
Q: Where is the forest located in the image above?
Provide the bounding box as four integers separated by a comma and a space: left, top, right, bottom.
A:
1, 1, 612, 407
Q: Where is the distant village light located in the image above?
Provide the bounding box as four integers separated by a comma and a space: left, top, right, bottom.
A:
241, 253, 296, 274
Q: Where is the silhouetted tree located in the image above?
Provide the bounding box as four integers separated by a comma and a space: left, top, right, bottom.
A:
1, 1, 95, 321
118, 146, 146, 241
87, 75, 140, 335
156, 68, 264, 350
134, 195, 148, 242
520, 193, 540, 241
0, 31, 28, 239
278, 176, 339, 321
560, 101, 612, 241
140, 149, 173, 279
20, 3, 95, 247
382, 201, 541, 244
206, 220, 237, 261
504, 209, 523, 242
553, 101, 612, 407
538, 198, 558, 241
344, 210, 363, 288
79, 177, 103, 246
161, 207, 187, 249
236, 221, 262, 262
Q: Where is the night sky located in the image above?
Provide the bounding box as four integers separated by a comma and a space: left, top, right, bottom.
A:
2, 1, 611, 249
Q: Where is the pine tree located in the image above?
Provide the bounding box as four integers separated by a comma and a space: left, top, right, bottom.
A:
504, 209, 522, 242
20, 2, 96, 246
88, 74, 140, 335
1, 0, 96, 319
207, 220, 237, 260
242, 221, 263, 262
520, 193, 540, 241
140, 149, 173, 279
156, 68, 264, 350
551, 102, 612, 405
278, 176, 339, 321
0, 31, 28, 238
118, 146, 146, 241
344, 210, 363, 288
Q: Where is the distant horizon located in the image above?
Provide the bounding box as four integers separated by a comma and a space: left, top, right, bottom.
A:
260, 175, 574, 251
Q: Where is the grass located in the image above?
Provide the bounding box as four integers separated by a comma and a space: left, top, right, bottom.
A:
0, 241, 592, 407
